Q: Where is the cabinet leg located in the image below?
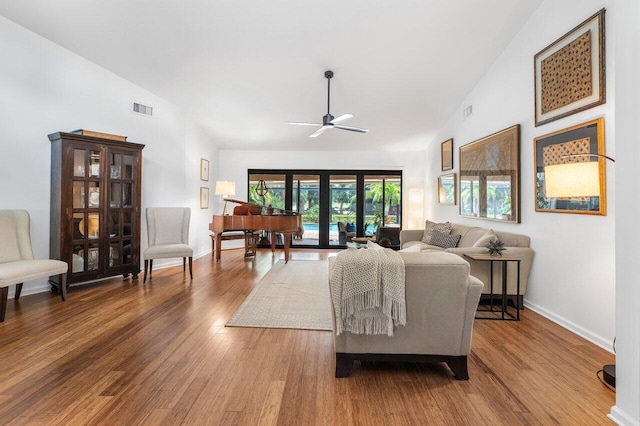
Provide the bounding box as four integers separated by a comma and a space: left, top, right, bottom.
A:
123, 273, 130, 279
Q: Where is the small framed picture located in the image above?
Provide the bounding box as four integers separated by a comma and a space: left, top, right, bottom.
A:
441, 139, 453, 171
438, 173, 456, 205
200, 158, 210, 181
200, 187, 209, 209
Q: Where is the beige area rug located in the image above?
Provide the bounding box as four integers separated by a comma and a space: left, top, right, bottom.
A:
226, 260, 332, 331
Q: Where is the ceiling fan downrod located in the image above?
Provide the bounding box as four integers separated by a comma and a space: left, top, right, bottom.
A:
325, 70, 333, 121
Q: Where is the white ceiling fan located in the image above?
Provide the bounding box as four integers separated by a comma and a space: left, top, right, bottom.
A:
286, 70, 369, 138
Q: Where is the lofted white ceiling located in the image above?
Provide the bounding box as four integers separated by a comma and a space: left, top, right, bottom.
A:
0, 0, 542, 151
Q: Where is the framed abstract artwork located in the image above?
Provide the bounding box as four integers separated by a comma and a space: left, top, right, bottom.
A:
534, 9, 605, 126
441, 139, 453, 171
200, 187, 209, 209
200, 158, 210, 181
438, 173, 456, 205
459, 125, 520, 223
534, 117, 606, 215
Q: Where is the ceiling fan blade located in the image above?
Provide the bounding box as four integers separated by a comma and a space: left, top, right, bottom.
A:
330, 114, 353, 124
334, 125, 368, 133
309, 125, 331, 138
286, 121, 322, 126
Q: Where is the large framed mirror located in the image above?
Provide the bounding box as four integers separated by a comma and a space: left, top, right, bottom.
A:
459, 124, 520, 223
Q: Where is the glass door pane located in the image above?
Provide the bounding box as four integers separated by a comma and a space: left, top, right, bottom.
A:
249, 173, 286, 245
329, 175, 356, 246
292, 175, 319, 246
365, 175, 402, 234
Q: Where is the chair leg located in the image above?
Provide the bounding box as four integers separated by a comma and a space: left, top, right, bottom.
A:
183, 257, 186, 272
14, 283, 23, 300
59, 273, 67, 302
188, 257, 193, 280
0, 287, 8, 322
143, 259, 149, 283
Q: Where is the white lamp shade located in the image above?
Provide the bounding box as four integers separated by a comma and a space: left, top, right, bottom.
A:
214, 181, 236, 197
544, 162, 600, 198
407, 188, 424, 229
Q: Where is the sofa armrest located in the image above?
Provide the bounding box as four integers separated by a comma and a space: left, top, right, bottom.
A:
399, 229, 424, 248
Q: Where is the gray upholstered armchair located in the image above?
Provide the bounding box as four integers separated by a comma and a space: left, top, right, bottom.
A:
143, 207, 193, 283
0, 210, 68, 322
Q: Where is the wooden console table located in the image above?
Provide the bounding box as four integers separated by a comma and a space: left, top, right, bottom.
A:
464, 253, 521, 321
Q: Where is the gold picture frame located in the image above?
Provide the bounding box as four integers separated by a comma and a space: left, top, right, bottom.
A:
200, 187, 209, 209
441, 139, 453, 171
200, 158, 210, 181
438, 173, 456, 205
534, 117, 606, 215
459, 125, 520, 223
534, 9, 605, 126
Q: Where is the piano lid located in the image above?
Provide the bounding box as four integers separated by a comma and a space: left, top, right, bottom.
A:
225, 199, 299, 216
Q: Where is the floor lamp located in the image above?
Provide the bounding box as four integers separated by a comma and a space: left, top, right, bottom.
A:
544, 153, 615, 388
214, 181, 235, 215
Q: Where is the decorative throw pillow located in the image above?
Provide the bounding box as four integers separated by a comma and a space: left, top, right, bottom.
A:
367, 241, 384, 250
346, 222, 356, 232
430, 231, 461, 248
399, 244, 421, 253
421, 220, 452, 244
472, 230, 498, 247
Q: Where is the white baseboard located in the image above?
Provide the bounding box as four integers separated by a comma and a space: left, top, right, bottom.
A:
524, 299, 614, 353
608, 406, 640, 426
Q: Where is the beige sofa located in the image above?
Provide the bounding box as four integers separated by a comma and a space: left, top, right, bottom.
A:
329, 251, 483, 379
400, 223, 534, 306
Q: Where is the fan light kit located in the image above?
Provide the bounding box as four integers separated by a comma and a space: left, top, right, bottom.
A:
286, 70, 368, 138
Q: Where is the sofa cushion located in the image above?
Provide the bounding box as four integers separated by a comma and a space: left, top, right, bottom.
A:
367, 241, 384, 250
399, 244, 421, 253
346, 222, 356, 232
421, 220, 452, 244
430, 231, 461, 249
472, 229, 498, 247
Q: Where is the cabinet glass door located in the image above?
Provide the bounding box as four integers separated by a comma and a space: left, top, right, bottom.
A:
106, 150, 136, 271
71, 147, 101, 274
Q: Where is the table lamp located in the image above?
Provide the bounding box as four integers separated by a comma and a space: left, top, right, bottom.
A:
544, 152, 616, 388
214, 181, 235, 215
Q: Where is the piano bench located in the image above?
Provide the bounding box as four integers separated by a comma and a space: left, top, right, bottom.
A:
210, 231, 259, 258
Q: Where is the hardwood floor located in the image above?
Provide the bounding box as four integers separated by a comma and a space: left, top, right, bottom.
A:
0, 249, 615, 425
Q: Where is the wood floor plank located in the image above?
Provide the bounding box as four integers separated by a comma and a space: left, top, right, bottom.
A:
0, 248, 615, 425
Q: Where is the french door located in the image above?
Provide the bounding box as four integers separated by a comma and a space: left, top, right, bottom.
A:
248, 170, 402, 248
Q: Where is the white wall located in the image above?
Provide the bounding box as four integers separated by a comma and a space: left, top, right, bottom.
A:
611, 0, 640, 424
0, 16, 217, 295
425, 0, 616, 351
218, 149, 426, 227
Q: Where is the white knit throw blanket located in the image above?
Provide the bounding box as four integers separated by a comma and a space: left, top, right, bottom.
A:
329, 247, 406, 336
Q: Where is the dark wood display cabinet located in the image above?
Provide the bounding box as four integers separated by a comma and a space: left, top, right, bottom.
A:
48, 132, 145, 292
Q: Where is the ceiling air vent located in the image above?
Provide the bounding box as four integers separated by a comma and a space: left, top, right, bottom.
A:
132, 102, 153, 117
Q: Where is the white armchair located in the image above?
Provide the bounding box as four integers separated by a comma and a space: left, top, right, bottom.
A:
143, 207, 193, 283
0, 210, 68, 322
